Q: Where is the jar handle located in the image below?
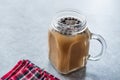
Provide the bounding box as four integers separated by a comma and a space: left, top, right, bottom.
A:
88, 33, 107, 61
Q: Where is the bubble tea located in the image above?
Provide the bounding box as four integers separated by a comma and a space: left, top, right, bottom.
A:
48, 10, 106, 74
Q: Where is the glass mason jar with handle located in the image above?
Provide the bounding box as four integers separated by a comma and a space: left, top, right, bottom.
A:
48, 10, 107, 74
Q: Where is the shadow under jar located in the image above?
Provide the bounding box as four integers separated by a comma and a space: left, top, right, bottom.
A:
48, 10, 106, 74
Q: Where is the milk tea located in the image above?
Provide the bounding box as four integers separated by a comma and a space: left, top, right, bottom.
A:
48, 17, 91, 74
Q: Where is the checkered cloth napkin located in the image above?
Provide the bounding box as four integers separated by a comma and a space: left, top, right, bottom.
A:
0, 60, 59, 80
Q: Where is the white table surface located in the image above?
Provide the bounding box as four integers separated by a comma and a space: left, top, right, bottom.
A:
0, 0, 120, 80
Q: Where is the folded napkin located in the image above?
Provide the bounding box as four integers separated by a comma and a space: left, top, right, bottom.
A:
1, 60, 59, 80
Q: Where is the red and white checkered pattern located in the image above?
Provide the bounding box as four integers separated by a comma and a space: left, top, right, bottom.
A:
1, 60, 59, 80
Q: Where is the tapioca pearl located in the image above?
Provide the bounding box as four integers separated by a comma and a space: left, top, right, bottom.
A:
62, 20, 66, 24
77, 20, 80, 24
64, 17, 68, 20
59, 18, 65, 24
60, 18, 64, 22
75, 20, 78, 24
75, 25, 80, 28
74, 18, 78, 21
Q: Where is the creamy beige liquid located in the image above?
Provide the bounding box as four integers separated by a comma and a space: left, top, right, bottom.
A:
48, 28, 91, 74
